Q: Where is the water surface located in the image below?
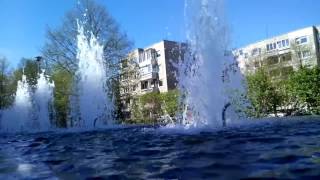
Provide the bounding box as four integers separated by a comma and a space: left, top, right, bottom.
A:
1, 117, 320, 179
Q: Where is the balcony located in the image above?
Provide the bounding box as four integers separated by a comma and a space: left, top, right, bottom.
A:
140, 72, 158, 81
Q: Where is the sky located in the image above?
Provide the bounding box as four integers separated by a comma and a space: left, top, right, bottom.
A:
0, 0, 319, 68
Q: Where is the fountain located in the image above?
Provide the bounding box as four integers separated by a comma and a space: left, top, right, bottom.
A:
70, 21, 114, 128
34, 70, 55, 131
177, 0, 244, 128
0, 74, 33, 132
0, 70, 55, 132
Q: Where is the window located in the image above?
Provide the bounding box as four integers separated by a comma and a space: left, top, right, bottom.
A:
280, 53, 292, 62
286, 39, 289, 46
296, 36, 308, 45
264, 56, 278, 65
298, 50, 311, 59
159, 80, 163, 86
239, 50, 243, 55
141, 81, 148, 90
147, 65, 151, 72
267, 43, 277, 51
252, 48, 261, 56
277, 41, 282, 48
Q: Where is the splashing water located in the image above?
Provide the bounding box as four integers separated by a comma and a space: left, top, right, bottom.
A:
34, 70, 55, 131
177, 0, 242, 128
70, 22, 114, 128
1, 75, 33, 132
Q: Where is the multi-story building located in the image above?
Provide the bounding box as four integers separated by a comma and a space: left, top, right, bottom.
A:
235, 26, 320, 77
119, 40, 186, 118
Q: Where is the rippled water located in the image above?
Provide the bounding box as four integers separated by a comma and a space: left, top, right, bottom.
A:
1, 117, 320, 179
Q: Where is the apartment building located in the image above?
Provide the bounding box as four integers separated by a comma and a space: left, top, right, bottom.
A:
234, 26, 320, 77
119, 40, 186, 118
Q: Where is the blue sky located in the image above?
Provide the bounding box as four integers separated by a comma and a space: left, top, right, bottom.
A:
0, 0, 319, 68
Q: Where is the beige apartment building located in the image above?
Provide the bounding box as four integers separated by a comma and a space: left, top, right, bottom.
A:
119, 40, 187, 118
234, 26, 320, 77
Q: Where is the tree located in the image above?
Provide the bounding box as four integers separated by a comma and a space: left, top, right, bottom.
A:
245, 68, 283, 117
287, 67, 320, 114
14, 58, 39, 88
51, 65, 73, 127
42, 0, 132, 125
42, 0, 131, 73
0, 57, 11, 109
128, 90, 180, 124
160, 90, 179, 117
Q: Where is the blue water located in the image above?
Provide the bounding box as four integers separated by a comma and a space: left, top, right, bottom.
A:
1, 117, 320, 179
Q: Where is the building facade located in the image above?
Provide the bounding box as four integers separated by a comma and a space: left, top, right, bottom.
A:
235, 26, 320, 78
119, 40, 186, 119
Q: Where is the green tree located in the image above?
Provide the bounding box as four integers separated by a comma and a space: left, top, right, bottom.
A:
51, 66, 73, 127
246, 68, 283, 117
0, 57, 12, 109
42, 0, 131, 73
13, 58, 39, 89
129, 90, 180, 124
160, 90, 179, 117
287, 67, 320, 114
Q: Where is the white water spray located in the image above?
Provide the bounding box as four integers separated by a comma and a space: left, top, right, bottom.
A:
34, 70, 55, 131
177, 0, 243, 128
70, 22, 114, 128
1, 74, 33, 132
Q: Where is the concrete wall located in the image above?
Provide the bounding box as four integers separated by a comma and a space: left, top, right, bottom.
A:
235, 26, 320, 75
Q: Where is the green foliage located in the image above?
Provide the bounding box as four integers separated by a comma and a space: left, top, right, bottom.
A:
160, 90, 179, 117
15, 58, 39, 88
51, 66, 73, 127
287, 67, 320, 114
0, 57, 13, 109
129, 90, 180, 124
245, 66, 320, 117
246, 68, 284, 117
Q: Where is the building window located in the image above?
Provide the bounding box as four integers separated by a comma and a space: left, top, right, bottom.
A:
159, 80, 163, 86
141, 81, 148, 90
123, 87, 129, 93
148, 65, 151, 72
264, 56, 278, 65
280, 53, 292, 62
267, 43, 277, 51
296, 36, 308, 45
251, 48, 261, 56
277, 41, 282, 48
298, 50, 311, 59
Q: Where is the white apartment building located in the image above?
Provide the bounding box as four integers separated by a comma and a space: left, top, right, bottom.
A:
119, 40, 186, 118
234, 26, 320, 77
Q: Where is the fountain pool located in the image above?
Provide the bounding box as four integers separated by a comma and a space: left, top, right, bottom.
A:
1, 117, 320, 179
